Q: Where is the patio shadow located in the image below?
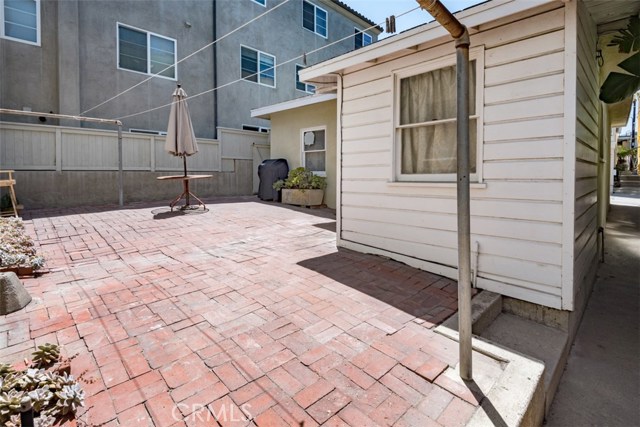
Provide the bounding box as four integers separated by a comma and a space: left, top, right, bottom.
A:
297, 248, 463, 326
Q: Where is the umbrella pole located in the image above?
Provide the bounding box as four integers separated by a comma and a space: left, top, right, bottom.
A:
183, 155, 190, 206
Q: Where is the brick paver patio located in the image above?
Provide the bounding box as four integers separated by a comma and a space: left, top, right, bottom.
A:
1, 197, 503, 426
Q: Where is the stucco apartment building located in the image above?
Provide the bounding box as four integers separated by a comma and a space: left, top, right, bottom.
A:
0, 0, 380, 138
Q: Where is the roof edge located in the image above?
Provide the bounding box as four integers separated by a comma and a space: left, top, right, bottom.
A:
251, 93, 337, 119
300, 0, 557, 81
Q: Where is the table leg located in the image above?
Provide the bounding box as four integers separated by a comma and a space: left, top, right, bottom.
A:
185, 179, 190, 207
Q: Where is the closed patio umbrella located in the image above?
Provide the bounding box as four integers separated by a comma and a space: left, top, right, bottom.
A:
159, 85, 210, 210
165, 84, 198, 176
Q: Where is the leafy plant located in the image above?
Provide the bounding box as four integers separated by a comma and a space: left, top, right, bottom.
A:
600, 16, 640, 103
273, 167, 327, 192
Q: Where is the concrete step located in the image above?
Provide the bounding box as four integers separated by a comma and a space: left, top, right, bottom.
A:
441, 290, 502, 335
479, 313, 569, 417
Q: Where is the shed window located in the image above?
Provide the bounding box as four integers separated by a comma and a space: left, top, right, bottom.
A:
395, 49, 483, 181
241, 46, 276, 87
302, 1, 327, 38
1, 0, 39, 45
251, 0, 266, 5
118, 23, 176, 79
302, 127, 326, 175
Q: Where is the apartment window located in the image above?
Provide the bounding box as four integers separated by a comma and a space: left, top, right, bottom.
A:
242, 125, 270, 133
251, 0, 266, 5
302, 127, 326, 175
1, 0, 40, 45
118, 23, 176, 79
354, 28, 371, 49
296, 65, 315, 93
302, 1, 327, 38
395, 48, 483, 181
241, 45, 276, 87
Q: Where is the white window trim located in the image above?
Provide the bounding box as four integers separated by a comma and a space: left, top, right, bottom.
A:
240, 44, 277, 88
354, 27, 372, 49
0, 0, 40, 46
251, 0, 266, 6
295, 64, 316, 94
393, 46, 485, 183
302, 0, 328, 39
301, 126, 327, 176
116, 22, 177, 81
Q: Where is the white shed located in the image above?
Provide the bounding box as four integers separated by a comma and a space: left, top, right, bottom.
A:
300, 0, 638, 323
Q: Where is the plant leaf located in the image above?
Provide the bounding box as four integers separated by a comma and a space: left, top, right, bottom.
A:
607, 16, 640, 54
617, 51, 640, 76
599, 72, 640, 103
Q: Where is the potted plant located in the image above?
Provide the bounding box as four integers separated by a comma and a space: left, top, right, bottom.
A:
273, 167, 327, 207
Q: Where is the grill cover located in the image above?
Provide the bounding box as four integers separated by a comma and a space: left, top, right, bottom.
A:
258, 159, 289, 201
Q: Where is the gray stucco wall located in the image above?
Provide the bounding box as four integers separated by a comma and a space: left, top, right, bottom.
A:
216, 0, 378, 131
1, 0, 378, 137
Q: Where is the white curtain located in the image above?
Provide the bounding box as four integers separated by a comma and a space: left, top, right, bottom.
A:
400, 62, 476, 175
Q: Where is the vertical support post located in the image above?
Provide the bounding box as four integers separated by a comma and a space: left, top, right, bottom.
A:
456, 33, 472, 381
118, 124, 123, 206
415, 0, 472, 380
55, 128, 62, 172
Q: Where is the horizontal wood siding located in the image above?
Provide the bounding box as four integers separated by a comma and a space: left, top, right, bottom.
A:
339, 6, 567, 308
573, 2, 599, 298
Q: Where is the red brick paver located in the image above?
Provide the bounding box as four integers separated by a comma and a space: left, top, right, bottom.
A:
1, 197, 499, 426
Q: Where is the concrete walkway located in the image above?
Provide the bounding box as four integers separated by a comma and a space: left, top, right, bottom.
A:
546, 188, 640, 426
2, 197, 516, 427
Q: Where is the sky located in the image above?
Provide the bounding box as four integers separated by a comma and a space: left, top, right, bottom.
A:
340, 0, 486, 38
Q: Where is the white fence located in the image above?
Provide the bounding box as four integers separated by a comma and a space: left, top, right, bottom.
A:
0, 122, 231, 173
0, 122, 271, 208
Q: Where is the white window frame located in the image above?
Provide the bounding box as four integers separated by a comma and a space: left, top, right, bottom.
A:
354, 27, 371, 49
240, 45, 276, 88
393, 46, 484, 183
295, 64, 316, 94
116, 22, 177, 80
0, 0, 40, 46
251, 0, 266, 6
302, 0, 327, 39
301, 126, 327, 176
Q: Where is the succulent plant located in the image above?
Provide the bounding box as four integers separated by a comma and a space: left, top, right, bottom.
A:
17, 368, 47, 392
0, 364, 15, 378
0, 373, 20, 393
54, 372, 76, 388
0, 389, 29, 416
32, 344, 61, 367
54, 383, 85, 415
28, 387, 53, 412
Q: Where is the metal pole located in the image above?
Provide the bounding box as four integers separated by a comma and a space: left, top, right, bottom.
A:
416, 0, 472, 380
117, 124, 124, 207
455, 32, 472, 381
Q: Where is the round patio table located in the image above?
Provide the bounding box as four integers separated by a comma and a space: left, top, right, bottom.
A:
156, 174, 213, 211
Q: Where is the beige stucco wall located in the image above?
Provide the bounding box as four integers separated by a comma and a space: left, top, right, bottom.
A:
269, 100, 337, 209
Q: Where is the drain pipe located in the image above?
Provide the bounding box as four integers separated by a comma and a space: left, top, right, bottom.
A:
415, 0, 473, 380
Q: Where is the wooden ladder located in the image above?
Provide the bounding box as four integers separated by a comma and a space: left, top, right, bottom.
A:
0, 170, 19, 217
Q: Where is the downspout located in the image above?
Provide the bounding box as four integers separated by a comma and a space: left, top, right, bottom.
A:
327, 72, 344, 246
212, 0, 218, 138
415, 0, 473, 380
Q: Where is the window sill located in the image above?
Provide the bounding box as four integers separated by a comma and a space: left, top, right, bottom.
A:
387, 181, 487, 189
